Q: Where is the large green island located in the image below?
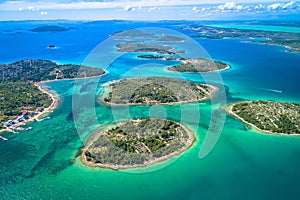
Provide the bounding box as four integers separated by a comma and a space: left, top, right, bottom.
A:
81, 118, 195, 169
229, 101, 300, 135
100, 77, 217, 105
137, 55, 229, 73
0, 59, 106, 135
185, 24, 300, 53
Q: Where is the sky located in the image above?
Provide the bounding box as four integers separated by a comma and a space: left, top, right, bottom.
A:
0, 0, 299, 20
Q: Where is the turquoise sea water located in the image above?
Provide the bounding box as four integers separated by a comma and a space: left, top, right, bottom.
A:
1, 21, 300, 199
207, 24, 300, 33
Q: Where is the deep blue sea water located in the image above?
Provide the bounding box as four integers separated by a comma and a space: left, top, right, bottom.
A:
1, 20, 300, 200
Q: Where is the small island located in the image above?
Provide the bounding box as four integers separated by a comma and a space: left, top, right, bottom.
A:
47, 45, 56, 49
30, 25, 71, 32
81, 118, 195, 169
115, 41, 185, 54
228, 100, 300, 135
0, 59, 106, 138
137, 55, 229, 73
100, 77, 217, 105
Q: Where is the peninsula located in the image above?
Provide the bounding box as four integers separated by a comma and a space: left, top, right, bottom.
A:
137, 55, 229, 73
0, 59, 106, 137
100, 77, 217, 105
228, 100, 300, 135
81, 118, 195, 169
184, 24, 300, 53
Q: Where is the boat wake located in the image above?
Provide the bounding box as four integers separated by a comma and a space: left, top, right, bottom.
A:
259, 88, 283, 93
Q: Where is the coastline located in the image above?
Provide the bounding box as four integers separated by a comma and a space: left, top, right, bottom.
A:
38, 72, 107, 84
165, 63, 231, 74
33, 82, 59, 120
80, 121, 195, 170
0, 83, 59, 140
136, 55, 231, 74
100, 78, 219, 107
227, 102, 300, 136
0, 73, 107, 138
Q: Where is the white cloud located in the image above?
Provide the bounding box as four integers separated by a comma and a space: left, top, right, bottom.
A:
192, 6, 200, 13
254, 4, 264, 10
218, 2, 237, 10
124, 5, 139, 11
27, 6, 34, 11
217, 2, 245, 12
267, 3, 281, 10
27, 6, 39, 11
236, 4, 243, 10
282, 1, 295, 9
40, 11, 47, 15
0, 0, 299, 13
124, 5, 131, 11
147, 6, 160, 12
1, 0, 300, 21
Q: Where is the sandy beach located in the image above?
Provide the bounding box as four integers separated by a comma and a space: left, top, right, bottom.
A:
33, 82, 59, 121
0, 73, 107, 139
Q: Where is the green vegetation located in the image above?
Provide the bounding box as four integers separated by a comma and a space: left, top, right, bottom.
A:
137, 55, 229, 73
156, 35, 186, 42
0, 59, 105, 121
0, 82, 51, 121
30, 25, 71, 32
112, 30, 185, 42
83, 118, 194, 167
186, 25, 300, 53
101, 77, 215, 105
0, 59, 105, 82
231, 101, 300, 134
168, 59, 228, 73
111, 29, 155, 39
115, 41, 185, 54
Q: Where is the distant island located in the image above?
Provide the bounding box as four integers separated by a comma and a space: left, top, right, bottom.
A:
0, 59, 106, 137
156, 35, 186, 42
111, 29, 185, 42
30, 25, 73, 32
185, 25, 300, 53
228, 100, 300, 135
100, 77, 217, 105
111, 29, 155, 39
47, 45, 56, 49
81, 118, 195, 169
115, 41, 185, 54
137, 55, 229, 73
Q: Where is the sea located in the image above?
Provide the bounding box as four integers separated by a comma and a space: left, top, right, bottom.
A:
1, 20, 300, 200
